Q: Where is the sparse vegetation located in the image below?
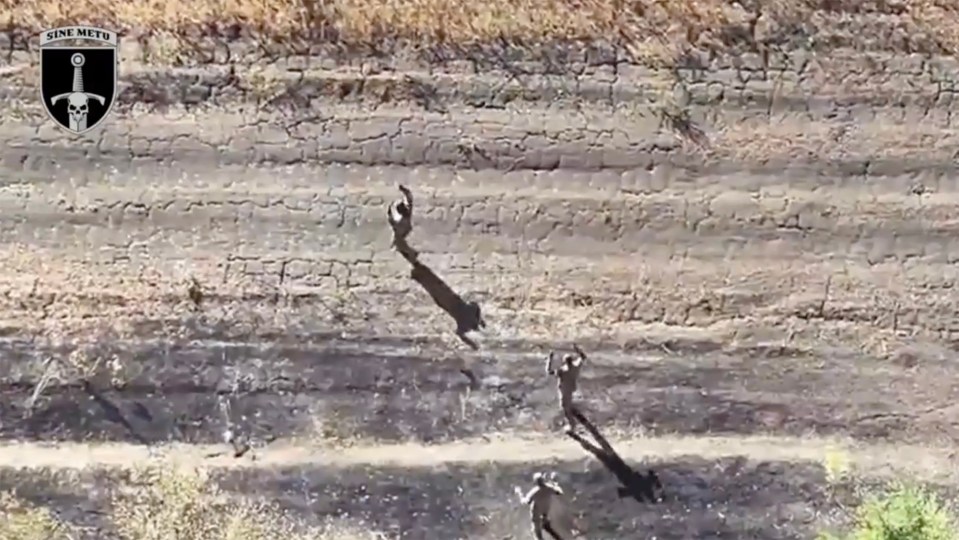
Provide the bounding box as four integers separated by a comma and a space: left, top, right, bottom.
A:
112, 465, 322, 540
4, 0, 959, 61
820, 484, 958, 540
2, 466, 384, 540
823, 448, 853, 486
0, 492, 74, 540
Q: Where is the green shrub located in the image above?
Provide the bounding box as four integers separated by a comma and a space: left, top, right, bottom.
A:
821, 483, 957, 540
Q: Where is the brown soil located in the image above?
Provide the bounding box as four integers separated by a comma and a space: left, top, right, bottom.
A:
3, 3, 959, 532
1, 157, 959, 537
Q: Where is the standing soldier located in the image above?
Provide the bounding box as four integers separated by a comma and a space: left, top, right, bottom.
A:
386, 184, 417, 260
516, 472, 579, 540
546, 344, 587, 435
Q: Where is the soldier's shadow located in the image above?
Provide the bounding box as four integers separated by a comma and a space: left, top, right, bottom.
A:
569, 409, 662, 504
398, 245, 486, 350
81, 379, 151, 446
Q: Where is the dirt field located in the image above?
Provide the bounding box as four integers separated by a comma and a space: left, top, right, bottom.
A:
2, 2, 959, 539
1, 159, 958, 537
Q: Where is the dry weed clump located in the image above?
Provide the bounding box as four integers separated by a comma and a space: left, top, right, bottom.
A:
3, 0, 958, 58
29, 319, 136, 382
1, 467, 384, 540
0, 492, 73, 540
113, 465, 329, 540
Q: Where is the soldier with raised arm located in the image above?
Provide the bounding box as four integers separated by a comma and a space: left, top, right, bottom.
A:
386, 184, 417, 260
546, 343, 587, 435
516, 472, 577, 540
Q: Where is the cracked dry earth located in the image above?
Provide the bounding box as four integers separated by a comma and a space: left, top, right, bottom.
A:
3, 52, 959, 539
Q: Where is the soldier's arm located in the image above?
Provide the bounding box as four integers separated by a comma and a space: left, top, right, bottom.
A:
544, 475, 563, 493
520, 486, 538, 505
544, 354, 556, 375
398, 184, 413, 209
572, 343, 587, 365
569, 355, 584, 369
387, 199, 404, 226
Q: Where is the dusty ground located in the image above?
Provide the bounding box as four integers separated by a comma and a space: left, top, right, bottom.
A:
0, 447, 850, 538
0, 156, 958, 538
2, 3, 959, 539
4, 436, 957, 539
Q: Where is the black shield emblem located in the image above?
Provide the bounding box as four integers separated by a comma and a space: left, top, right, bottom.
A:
39, 26, 119, 135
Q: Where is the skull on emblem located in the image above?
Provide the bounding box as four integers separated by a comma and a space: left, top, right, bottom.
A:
49, 52, 106, 133
67, 93, 90, 130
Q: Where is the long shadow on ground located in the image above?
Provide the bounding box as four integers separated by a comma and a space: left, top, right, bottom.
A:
0, 335, 951, 445
222, 459, 831, 539
569, 408, 661, 503
0, 455, 865, 540
404, 254, 486, 350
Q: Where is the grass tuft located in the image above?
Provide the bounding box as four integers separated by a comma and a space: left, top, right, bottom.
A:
0, 465, 386, 540
113, 465, 320, 540
0, 491, 73, 540
823, 448, 853, 486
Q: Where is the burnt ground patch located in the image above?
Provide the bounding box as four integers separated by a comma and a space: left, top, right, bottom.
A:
217, 458, 838, 539
1, 332, 956, 446
0, 455, 862, 540
0, 466, 122, 539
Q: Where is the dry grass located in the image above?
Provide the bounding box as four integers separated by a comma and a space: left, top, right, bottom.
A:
112, 465, 318, 540
4, 0, 959, 59
0, 492, 74, 540
0, 465, 384, 540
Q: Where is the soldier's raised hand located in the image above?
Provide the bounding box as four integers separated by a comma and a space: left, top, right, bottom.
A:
545, 352, 557, 375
